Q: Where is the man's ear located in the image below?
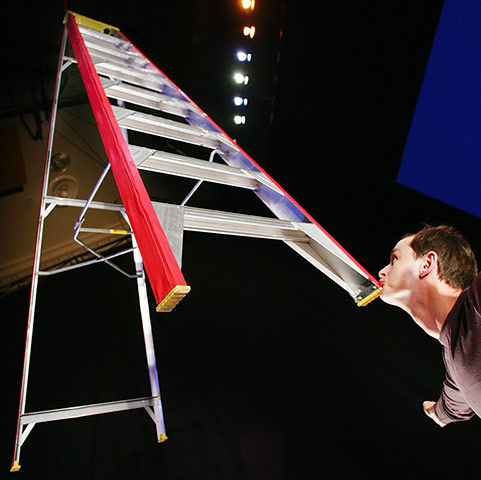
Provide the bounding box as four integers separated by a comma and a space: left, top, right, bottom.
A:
419, 251, 438, 279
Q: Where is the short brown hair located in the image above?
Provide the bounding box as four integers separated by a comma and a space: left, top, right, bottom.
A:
405, 225, 477, 290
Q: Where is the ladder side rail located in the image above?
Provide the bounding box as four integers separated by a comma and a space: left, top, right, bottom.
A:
11, 22, 70, 473
284, 239, 379, 303
132, 234, 168, 442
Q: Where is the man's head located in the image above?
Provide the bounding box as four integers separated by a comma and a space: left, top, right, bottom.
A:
378, 225, 477, 308
407, 225, 477, 290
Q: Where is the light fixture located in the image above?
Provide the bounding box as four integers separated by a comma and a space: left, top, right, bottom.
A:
243, 26, 256, 38
51, 152, 71, 173
241, 0, 255, 10
234, 115, 246, 125
234, 73, 249, 85
236, 51, 252, 62
49, 175, 79, 198
234, 96, 248, 106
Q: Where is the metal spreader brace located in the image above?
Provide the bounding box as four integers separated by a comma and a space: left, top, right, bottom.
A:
11, 11, 381, 472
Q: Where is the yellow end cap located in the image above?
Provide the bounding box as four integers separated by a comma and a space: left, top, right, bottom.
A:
156, 285, 191, 312
10, 461, 21, 472
158, 433, 168, 443
65, 11, 119, 33
109, 229, 128, 235
357, 287, 382, 307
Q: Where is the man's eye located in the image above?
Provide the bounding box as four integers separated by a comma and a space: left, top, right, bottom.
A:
391, 255, 398, 264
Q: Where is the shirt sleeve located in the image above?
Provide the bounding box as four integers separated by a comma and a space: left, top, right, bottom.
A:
435, 370, 475, 425
468, 272, 481, 311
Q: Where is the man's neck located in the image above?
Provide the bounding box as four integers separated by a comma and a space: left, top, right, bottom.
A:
406, 285, 462, 340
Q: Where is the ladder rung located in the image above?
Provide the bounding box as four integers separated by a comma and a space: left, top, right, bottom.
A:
94, 61, 172, 95
79, 25, 138, 54
129, 145, 261, 189
179, 204, 309, 242
20, 396, 158, 425
46, 195, 304, 242
80, 26, 150, 70
112, 105, 236, 150
78, 27, 174, 94
101, 77, 194, 117
65, 51, 173, 98
78, 27, 192, 103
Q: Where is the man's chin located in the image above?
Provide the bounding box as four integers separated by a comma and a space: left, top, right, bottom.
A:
379, 288, 394, 305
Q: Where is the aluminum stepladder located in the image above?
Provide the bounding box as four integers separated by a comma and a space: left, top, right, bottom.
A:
11, 11, 382, 471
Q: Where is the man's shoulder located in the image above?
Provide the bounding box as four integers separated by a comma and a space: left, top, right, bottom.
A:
440, 273, 481, 348
467, 272, 481, 314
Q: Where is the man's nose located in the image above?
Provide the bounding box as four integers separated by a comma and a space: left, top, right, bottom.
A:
378, 265, 388, 278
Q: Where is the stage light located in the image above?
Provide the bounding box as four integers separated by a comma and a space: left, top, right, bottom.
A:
234, 115, 246, 125
243, 26, 256, 38
234, 73, 249, 85
236, 51, 252, 62
241, 0, 255, 10
234, 96, 248, 106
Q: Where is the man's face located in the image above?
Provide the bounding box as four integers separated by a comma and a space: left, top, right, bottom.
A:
378, 236, 422, 307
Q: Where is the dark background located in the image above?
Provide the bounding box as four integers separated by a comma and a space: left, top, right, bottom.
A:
2, 1, 481, 478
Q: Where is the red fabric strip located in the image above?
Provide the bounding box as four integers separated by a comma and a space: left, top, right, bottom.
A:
67, 13, 188, 307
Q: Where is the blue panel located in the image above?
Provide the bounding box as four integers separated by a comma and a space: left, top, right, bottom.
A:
397, 0, 481, 218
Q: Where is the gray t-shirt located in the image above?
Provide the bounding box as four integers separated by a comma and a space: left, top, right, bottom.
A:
435, 273, 481, 424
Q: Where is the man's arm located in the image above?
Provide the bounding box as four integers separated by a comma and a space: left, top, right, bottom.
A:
427, 372, 474, 426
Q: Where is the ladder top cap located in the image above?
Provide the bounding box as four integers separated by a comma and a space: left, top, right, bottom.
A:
65, 11, 120, 34
357, 287, 382, 307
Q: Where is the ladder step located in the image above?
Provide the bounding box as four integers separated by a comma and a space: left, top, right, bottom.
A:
100, 77, 195, 117
80, 25, 151, 71
112, 105, 236, 150
78, 24, 132, 50
129, 145, 261, 189
78, 25, 178, 97
46, 195, 305, 242
20, 396, 158, 425
178, 204, 309, 241
93, 60, 179, 97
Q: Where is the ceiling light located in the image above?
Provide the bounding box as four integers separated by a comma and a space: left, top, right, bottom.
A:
243, 26, 256, 38
242, 0, 255, 10
234, 96, 248, 106
234, 73, 249, 85
236, 51, 252, 62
